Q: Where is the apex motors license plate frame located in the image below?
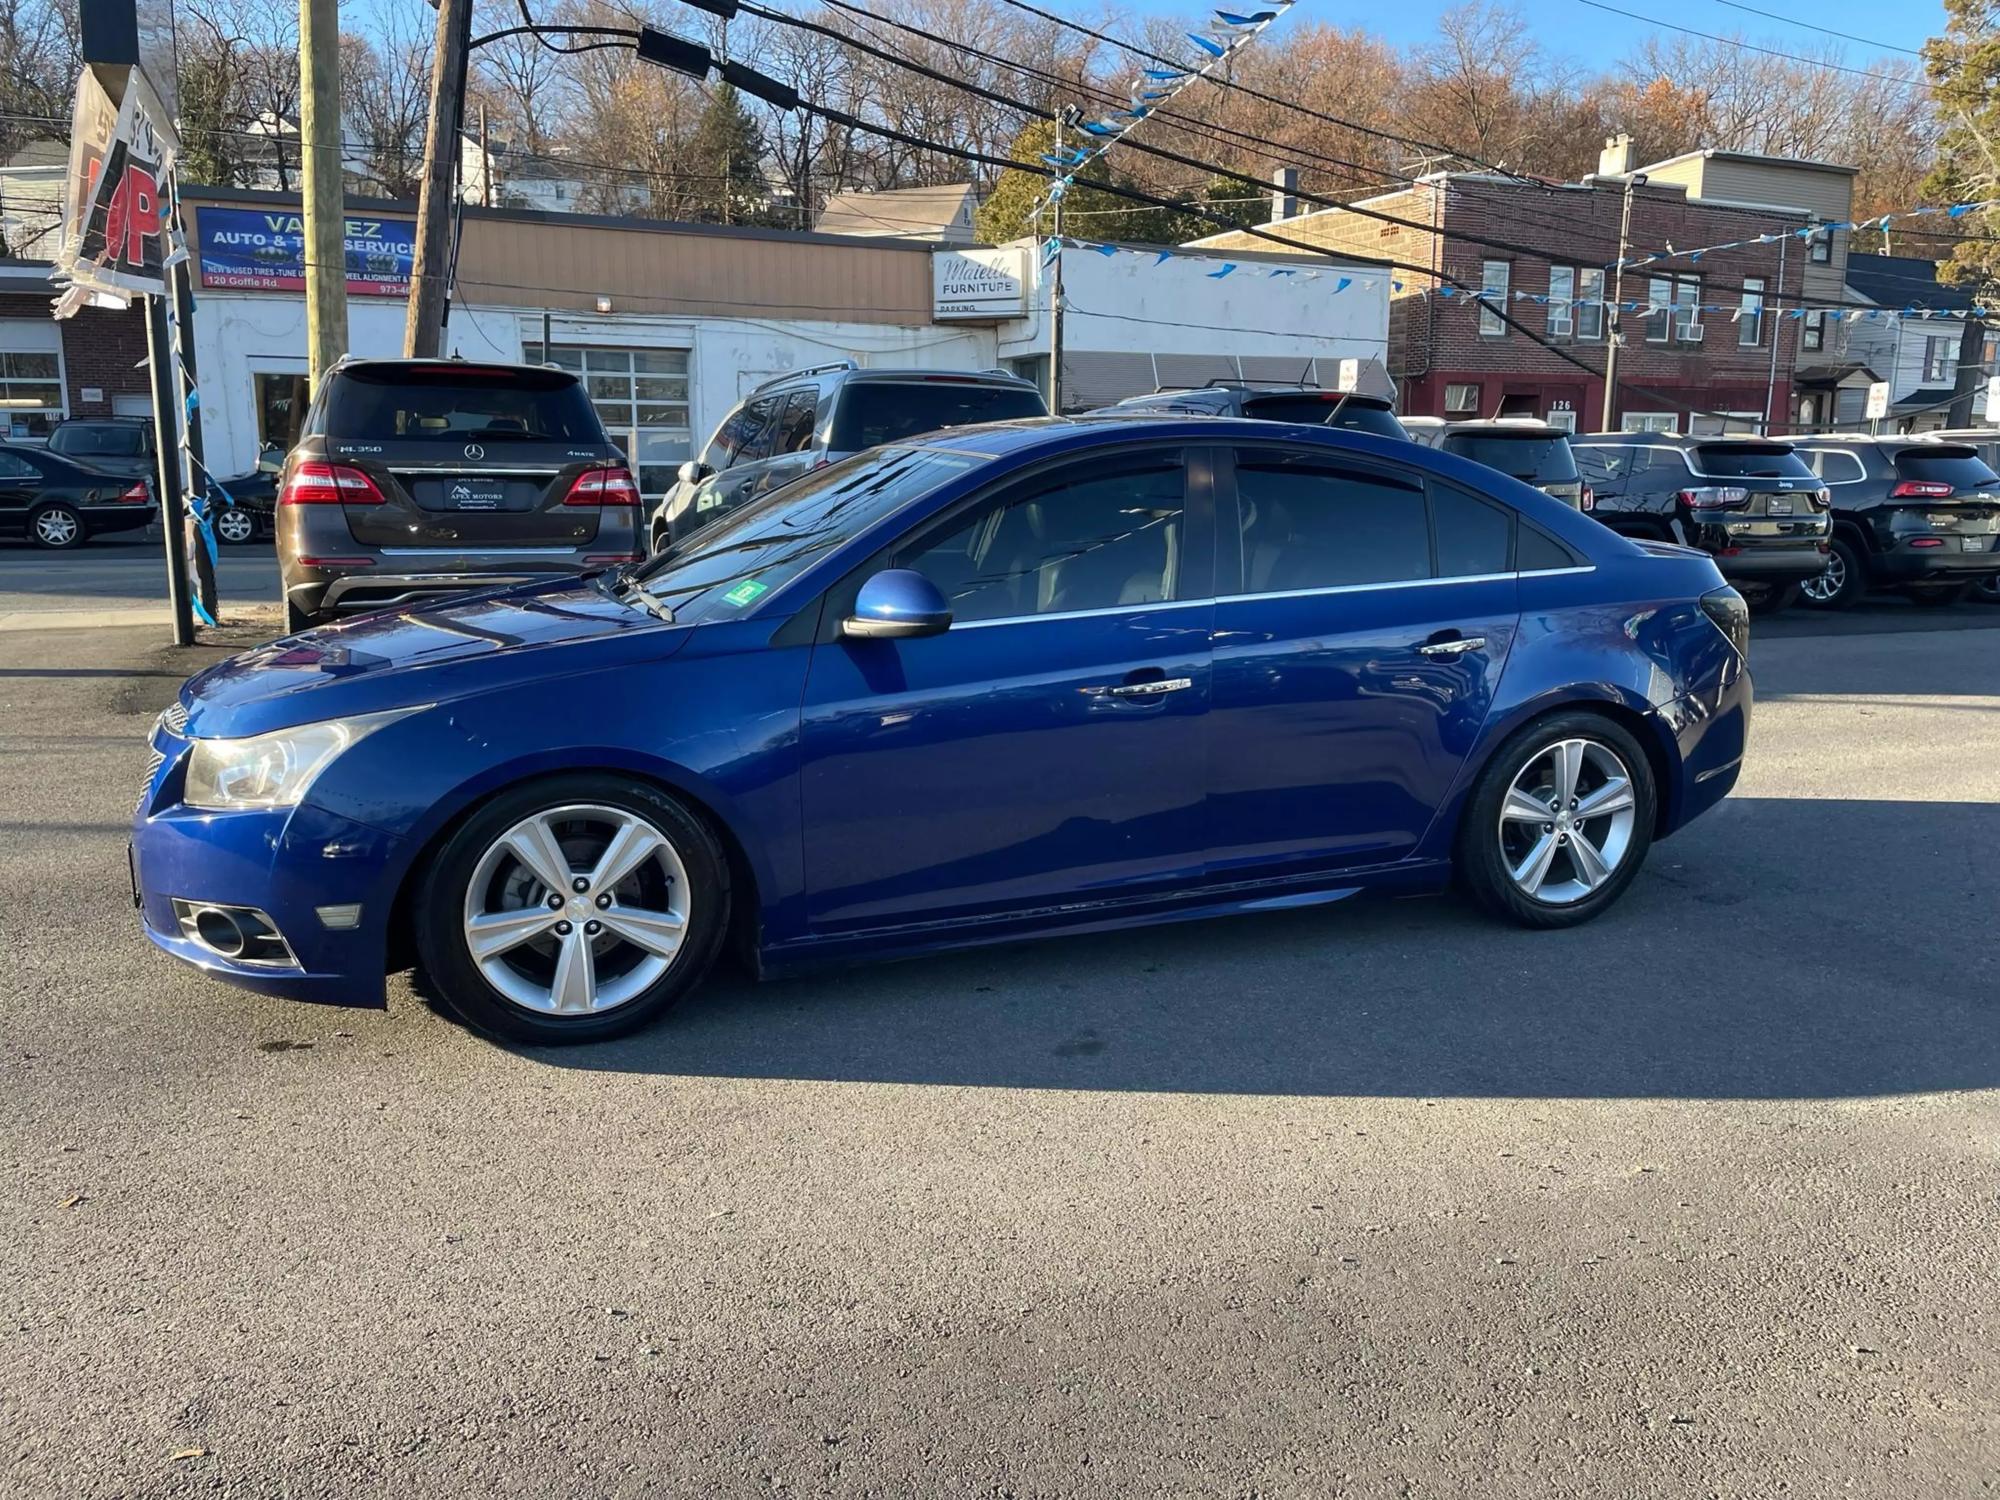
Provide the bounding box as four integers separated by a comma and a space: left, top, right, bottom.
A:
446, 477, 508, 511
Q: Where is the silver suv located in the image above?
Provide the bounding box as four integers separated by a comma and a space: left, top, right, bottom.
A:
649, 362, 1046, 550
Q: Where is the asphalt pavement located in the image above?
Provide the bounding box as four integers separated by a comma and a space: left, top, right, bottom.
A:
1, 603, 1996, 1497
0, 531, 280, 627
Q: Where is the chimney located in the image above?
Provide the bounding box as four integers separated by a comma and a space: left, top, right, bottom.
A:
1270, 165, 1299, 223
1598, 132, 1634, 178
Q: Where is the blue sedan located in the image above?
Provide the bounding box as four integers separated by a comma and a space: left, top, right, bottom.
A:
132, 418, 1751, 1043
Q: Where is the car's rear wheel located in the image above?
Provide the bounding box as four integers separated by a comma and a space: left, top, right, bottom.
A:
283, 599, 314, 635
1798, 535, 1866, 609
415, 774, 729, 1043
1458, 712, 1656, 929
29, 501, 84, 550
1970, 574, 2000, 606
1901, 581, 1971, 606
214, 505, 258, 545
1743, 581, 1799, 615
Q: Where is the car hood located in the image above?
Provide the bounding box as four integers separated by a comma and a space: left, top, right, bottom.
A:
179, 577, 691, 737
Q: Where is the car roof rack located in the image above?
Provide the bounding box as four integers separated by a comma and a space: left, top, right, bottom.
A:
750, 359, 858, 394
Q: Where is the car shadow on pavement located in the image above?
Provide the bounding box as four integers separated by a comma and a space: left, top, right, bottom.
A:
522, 795, 1999, 1100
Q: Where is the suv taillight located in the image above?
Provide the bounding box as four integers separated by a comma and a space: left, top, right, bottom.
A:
563, 466, 641, 507
1580, 484, 1595, 512
1678, 486, 1750, 511
1889, 480, 1953, 499
281, 461, 385, 505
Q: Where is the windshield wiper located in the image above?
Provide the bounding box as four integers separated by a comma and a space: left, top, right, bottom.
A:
599, 571, 674, 621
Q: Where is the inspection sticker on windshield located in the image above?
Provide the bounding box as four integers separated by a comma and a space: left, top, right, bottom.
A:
721, 579, 769, 608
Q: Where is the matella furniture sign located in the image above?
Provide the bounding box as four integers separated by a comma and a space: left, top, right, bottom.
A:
932, 249, 1027, 321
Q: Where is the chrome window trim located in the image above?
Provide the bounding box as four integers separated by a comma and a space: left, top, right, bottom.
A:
382, 465, 566, 476
949, 598, 1213, 631
378, 546, 581, 556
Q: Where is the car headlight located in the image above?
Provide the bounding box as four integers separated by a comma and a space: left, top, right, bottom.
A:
183, 706, 424, 811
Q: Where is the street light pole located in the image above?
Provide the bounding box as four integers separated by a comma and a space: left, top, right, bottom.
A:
1599, 171, 1645, 432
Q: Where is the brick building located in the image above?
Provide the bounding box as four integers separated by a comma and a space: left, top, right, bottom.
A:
0, 259, 152, 439
1192, 156, 1818, 436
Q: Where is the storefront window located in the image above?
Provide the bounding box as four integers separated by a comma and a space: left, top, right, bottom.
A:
525, 342, 692, 498
0, 350, 64, 439
254, 372, 310, 467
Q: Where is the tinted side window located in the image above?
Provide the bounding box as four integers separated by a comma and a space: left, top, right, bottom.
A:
703, 396, 782, 470
772, 391, 819, 455
1895, 448, 2000, 489
1517, 525, 1577, 571
1800, 447, 1865, 483
898, 453, 1187, 622
0, 451, 39, 479
1432, 483, 1514, 577
1638, 448, 1692, 486
1235, 452, 1430, 593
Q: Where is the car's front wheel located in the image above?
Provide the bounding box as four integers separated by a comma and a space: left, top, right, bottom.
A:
1458, 712, 1657, 929
415, 775, 730, 1043
214, 505, 258, 545
29, 501, 85, 550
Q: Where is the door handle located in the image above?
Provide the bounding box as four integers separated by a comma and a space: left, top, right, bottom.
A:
1416, 636, 1486, 657
1082, 676, 1193, 697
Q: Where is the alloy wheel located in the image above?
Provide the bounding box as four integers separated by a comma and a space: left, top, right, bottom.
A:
34, 508, 78, 547
1800, 551, 1844, 604
461, 803, 692, 1016
1497, 738, 1638, 905
216, 507, 255, 543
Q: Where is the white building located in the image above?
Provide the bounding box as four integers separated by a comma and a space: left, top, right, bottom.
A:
1840, 254, 1991, 432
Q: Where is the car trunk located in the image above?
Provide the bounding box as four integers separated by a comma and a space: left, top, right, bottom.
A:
1884, 448, 2000, 553
1690, 444, 1826, 523
324, 440, 606, 549
1443, 432, 1582, 506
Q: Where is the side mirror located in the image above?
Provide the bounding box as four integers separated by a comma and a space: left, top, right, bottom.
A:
843, 569, 951, 640
677, 459, 711, 487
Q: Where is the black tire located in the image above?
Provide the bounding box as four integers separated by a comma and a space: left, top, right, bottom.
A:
1744, 581, 1799, 615
214, 505, 259, 545
1457, 710, 1658, 930
283, 599, 315, 635
413, 773, 731, 1044
28, 501, 85, 550
1798, 535, 1867, 610
1901, 581, 1971, 607
1969, 574, 2000, 606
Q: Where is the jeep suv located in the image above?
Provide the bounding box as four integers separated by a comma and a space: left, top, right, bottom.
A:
1570, 433, 1831, 609
1787, 436, 2000, 607
1101, 382, 1410, 442
650, 363, 1046, 550
276, 359, 639, 632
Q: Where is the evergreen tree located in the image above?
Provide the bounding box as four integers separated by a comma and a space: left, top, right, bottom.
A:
1919, 0, 2000, 419
974, 120, 1132, 245
687, 84, 769, 225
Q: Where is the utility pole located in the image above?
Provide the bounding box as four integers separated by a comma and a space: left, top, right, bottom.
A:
1599, 171, 1645, 432
406, 0, 472, 357
478, 102, 492, 207
144, 299, 194, 647
1048, 110, 1069, 415
1762, 232, 1785, 434
298, 0, 348, 385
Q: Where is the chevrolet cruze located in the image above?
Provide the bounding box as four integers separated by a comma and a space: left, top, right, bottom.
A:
133, 418, 1752, 1043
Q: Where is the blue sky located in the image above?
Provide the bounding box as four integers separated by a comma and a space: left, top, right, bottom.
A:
1136, 0, 1943, 66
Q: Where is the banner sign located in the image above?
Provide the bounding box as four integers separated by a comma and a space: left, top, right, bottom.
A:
52, 67, 181, 313
932, 248, 1028, 320
195, 208, 417, 296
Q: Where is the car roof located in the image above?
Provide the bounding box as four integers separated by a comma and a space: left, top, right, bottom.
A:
1573, 432, 1791, 447
1440, 419, 1568, 436
902, 412, 1490, 469
332, 357, 574, 379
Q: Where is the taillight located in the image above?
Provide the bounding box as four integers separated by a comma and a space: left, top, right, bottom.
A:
1890, 480, 1953, 499
1580, 484, 1595, 512
117, 483, 149, 505
1910, 537, 1945, 548
1679, 486, 1750, 511
1808, 488, 1831, 509
281, 460, 385, 505
563, 466, 641, 507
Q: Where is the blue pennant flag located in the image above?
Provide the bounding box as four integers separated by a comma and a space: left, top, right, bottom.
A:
1154, 249, 1175, 266
1092, 242, 1117, 256
1333, 276, 1351, 293
1207, 263, 1237, 279
1041, 238, 1061, 268
1438, 286, 1455, 298
1392, 279, 1404, 292
1186, 31, 1229, 55
1950, 203, 1980, 217
1268, 267, 1298, 276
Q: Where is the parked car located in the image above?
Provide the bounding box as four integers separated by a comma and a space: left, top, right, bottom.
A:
649, 363, 1047, 551
1570, 433, 1831, 610
275, 358, 641, 632
208, 466, 276, 545
135, 416, 1751, 1044
0, 442, 153, 548
1918, 430, 2000, 604
1100, 382, 1411, 442
1427, 420, 1587, 509
1786, 436, 2000, 607
46, 417, 156, 481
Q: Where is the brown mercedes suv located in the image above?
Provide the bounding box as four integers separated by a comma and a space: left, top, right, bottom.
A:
277, 359, 642, 631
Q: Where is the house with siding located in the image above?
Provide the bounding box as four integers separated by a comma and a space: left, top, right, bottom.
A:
1842, 254, 1993, 432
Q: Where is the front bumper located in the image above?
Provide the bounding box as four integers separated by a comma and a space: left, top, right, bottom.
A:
132, 719, 403, 1006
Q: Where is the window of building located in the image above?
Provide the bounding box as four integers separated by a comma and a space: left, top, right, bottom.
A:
253, 372, 310, 465
1738, 279, 1764, 347
1444, 383, 1481, 414
525, 342, 692, 498
899, 452, 1185, 621
0, 347, 64, 440
1645, 275, 1702, 344
1802, 310, 1827, 353
1576, 268, 1605, 341
1544, 406, 1578, 433
1478, 260, 1510, 337
1925, 335, 1959, 384
1547, 266, 1575, 339
1621, 412, 1679, 434
1808, 226, 1832, 264
1235, 454, 1431, 591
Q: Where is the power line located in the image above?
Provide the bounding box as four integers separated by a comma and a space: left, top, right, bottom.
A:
1575, 0, 1926, 86
1709, 0, 1923, 57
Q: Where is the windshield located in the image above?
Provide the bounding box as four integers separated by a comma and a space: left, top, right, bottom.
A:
1693, 444, 1815, 480
828, 382, 1046, 451
51, 424, 146, 457
322, 367, 603, 443
1895, 447, 2000, 490
1444, 433, 1577, 484
631, 445, 983, 623
1243, 394, 1409, 440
